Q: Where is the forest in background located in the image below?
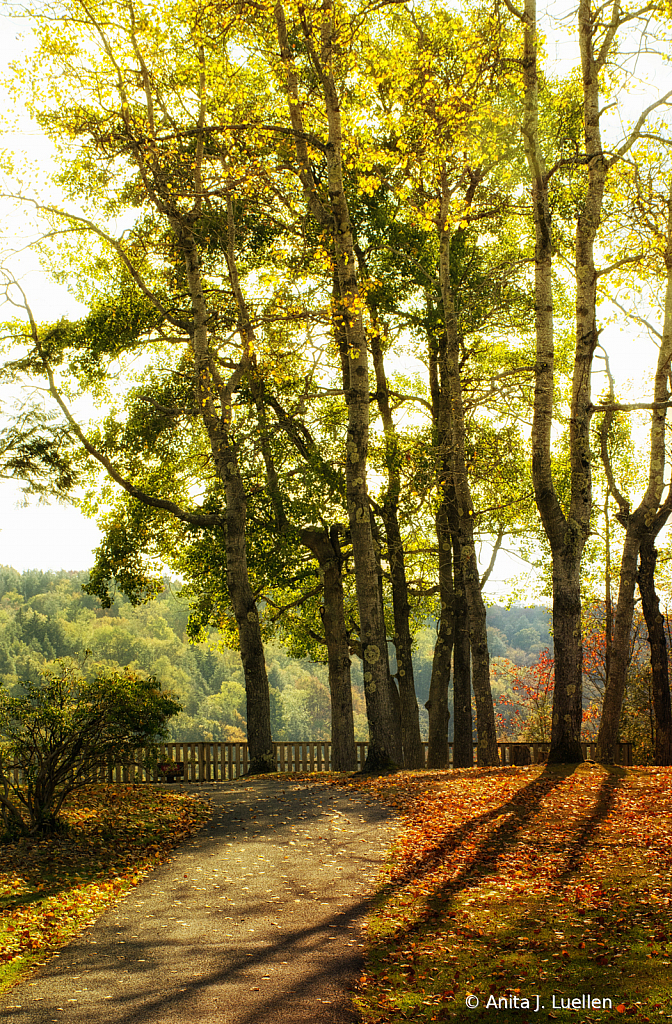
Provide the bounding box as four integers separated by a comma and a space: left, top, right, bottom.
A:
0, 566, 558, 744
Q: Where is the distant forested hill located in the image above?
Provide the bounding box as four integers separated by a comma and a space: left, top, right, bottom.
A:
486, 604, 552, 665
0, 567, 368, 741
0, 567, 550, 742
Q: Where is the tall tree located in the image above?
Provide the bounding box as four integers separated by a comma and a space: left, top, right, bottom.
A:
596, 167, 672, 763
271, 0, 403, 767
359, 266, 424, 767
3, 0, 282, 772
340, 4, 533, 766
513, 0, 671, 761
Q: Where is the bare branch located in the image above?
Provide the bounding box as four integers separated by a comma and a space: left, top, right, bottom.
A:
480, 526, 505, 589
593, 401, 672, 412
387, 389, 433, 413
595, 253, 646, 278
262, 586, 322, 620
473, 491, 536, 517
600, 295, 662, 340
612, 88, 672, 165
595, 343, 630, 518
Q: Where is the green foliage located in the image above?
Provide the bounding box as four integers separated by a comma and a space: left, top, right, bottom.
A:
484, 605, 552, 665
0, 568, 371, 743
0, 401, 78, 501
0, 0, 668, 786
0, 662, 181, 835
0, 568, 558, 751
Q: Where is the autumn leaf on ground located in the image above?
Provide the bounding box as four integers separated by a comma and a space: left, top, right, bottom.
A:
0, 785, 210, 992
325, 765, 672, 1024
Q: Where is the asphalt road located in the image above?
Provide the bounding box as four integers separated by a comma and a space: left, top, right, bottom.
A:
0, 777, 398, 1024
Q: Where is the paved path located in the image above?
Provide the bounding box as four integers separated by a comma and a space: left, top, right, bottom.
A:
0, 778, 398, 1024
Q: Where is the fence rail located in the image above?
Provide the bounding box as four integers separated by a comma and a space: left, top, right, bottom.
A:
0, 740, 633, 785
62, 739, 634, 784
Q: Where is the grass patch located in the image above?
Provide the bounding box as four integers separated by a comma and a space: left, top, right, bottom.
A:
0, 784, 210, 992
332, 764, 672, 1024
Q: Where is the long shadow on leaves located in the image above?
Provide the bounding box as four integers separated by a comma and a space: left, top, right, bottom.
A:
375, 765, 627, 942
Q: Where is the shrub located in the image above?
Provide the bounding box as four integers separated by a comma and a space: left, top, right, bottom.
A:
0, 662, 182, 834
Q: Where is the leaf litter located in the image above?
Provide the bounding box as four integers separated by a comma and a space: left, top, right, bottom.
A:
323, 764, 672, 1024
2, 766, 671, 1022
0, 784, 210, 991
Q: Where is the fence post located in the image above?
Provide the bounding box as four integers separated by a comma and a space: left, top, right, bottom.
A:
111, 735, 645, 780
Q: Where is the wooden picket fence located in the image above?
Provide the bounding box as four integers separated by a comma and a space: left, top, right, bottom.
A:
97, 738, 632, 783
0, 739, 633, 785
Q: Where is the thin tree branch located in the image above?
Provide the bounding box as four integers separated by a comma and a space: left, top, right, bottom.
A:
480, 526, 505, 589
595, 343, 630, 518
0, 195, 188, 331
602, 295, 663, 340
9, 280, 223, 530
611, 88, 672, 165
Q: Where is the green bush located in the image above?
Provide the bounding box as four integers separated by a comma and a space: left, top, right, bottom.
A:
0, 662, 182, 835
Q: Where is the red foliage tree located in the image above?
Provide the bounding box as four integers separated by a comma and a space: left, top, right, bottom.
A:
495, 651, 554, 743
495, 648, 601, 744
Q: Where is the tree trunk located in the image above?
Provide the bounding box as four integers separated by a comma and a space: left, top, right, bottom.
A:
553, 0, 608, 762
428, 313, 471, 769
222, 467, 274, 773
427, 332, 453, 768
426, 498, 454, 768
180, 220, 275, 773
300, 527, 357, 771
546, 552, 584, 762
333, 278, 401, 767
639, 536, 672, 766
370, 323, 424, 768
275, 1, 401, 769
328, 208, 401, 766
369, 509, 403, 735
452, 550, 474, 768
597, 178, 672, 762
243, 306, 357, 770
383, 509, 422, 765
521, 0, 585, 762
437, 186, 499, 767
595, 528, 641, 762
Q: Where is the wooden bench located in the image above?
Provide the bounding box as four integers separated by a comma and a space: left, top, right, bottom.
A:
159, 761, 185, 782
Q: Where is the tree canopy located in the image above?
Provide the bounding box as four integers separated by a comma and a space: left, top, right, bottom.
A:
1, 0, 672, 766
